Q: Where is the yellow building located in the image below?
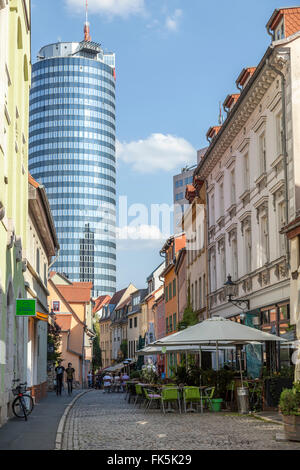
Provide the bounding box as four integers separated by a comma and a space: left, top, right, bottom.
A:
0, 0, 31, 426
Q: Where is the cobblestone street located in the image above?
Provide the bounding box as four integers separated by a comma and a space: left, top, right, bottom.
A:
61, 390, 300, 450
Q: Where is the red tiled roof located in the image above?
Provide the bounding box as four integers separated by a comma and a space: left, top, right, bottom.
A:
206, 126, 221, 141
223, 93, 240, 110
267, 7, 300, 34
109, 288, 127, 306
116, 296, 131, 311
93, 295, 111, 313
56, 284, 92, 303
236, 67, 256, 88
28, 173, 39, 188
55, 314, 72, 331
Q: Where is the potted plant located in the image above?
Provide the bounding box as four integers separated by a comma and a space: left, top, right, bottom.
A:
279, 383, 300, 441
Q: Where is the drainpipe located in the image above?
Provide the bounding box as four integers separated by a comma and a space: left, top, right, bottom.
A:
266, 58, 290, 269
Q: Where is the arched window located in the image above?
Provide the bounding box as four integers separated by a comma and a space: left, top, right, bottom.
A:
24, 54, 28, 81
17, 17, 23, 49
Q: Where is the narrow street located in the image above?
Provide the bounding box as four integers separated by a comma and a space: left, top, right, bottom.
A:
62, 391, 300, 451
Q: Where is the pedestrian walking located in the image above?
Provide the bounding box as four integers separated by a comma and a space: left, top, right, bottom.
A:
55, 360, 65, 396
65, 362, 75, 396
121, 371, 129, 393
114, 373, 121, 392
87, 370, 93, 388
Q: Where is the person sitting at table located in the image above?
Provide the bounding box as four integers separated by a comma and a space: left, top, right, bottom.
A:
114, 373, 121, 392
103, 373, 112, 393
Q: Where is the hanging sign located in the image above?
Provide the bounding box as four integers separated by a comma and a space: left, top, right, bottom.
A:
16, 299, 36, 317
162, 346, 166, 354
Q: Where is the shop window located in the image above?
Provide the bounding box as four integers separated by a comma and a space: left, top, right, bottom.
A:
52, 301, 60, 312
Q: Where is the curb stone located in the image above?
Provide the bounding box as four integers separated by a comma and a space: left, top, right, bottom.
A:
55, 389, 91, 450
252, 413, 283, 426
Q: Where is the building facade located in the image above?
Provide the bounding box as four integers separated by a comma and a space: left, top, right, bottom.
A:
0, 0, 31, 427
127, 289, 148, 361
160, 234, 186, 336
185, 179, 208, 321
29, 36, 117, 297
48, 273, 95, 386
26, 174, 59, 402
193, 7, 300, 370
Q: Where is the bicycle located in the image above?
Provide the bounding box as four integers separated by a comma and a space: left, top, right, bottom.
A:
12, 379, 34, 421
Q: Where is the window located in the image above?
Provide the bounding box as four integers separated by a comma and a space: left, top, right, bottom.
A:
169, 315, 173, 332
169, 283, 172, 300
209, 249, 216, 293
173, 279, 176, 297
195, 280, 198, 310
260, 214, 269, 266
220, 241, 226, 284
219, 183, 224, 216
165, 285, 168, 302
276, 112, 283, 156
231, 169, 236, 204
199, 277, 202, 309
244, 153, 250, 191
44, 263, 47, 286
173, 313, 176, 331
36, 248, 40, 275
129, 318, 132, 329
232, 238, 238, 281
134, 317, 137, 328
166, 317, 169, 333
259, 132, 266, 174
277, 201, 286, 257
203, 275, 206, 307
245, 227, 252, 274
191, 283, 194, 309
52, 301, 60, 312
210, 194, 215, 226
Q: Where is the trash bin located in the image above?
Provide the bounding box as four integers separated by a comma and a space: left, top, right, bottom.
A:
237, 387, 249, 414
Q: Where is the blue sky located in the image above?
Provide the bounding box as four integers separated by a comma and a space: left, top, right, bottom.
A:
31, 0, 300, 291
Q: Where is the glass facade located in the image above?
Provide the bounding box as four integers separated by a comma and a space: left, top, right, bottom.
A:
29, 41, 116, 296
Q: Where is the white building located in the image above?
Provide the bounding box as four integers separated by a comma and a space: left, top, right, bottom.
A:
26, 175, 59, 401
194, 7, 300, 368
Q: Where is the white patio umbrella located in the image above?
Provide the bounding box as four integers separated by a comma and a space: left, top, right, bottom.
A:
149, 316, 286, 385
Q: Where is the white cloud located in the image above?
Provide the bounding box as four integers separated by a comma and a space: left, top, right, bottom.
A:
116, 224, 167, 251
165, 9, 182, 32
65, 0, 145, 18
116, 133, 196, 173
117, 224, 166, 240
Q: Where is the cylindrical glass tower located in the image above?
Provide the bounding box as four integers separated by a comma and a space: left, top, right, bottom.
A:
29, 40, 116, 296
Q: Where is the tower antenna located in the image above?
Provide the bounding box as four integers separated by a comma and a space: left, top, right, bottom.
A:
84, 0, 91, 42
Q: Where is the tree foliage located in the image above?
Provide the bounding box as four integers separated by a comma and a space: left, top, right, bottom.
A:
47, 320, 62, 363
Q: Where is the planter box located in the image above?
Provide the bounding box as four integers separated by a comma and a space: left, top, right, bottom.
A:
283, 415, 300, 442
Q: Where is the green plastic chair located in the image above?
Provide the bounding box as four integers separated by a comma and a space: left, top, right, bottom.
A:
183, 386, 201, 413
202, 387, 215, 410
161, 387, 181, 414
134, 384, 144, 407
143, 388, 161, 412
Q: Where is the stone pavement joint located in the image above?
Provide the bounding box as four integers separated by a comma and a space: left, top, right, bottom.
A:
61, 390, 300, 450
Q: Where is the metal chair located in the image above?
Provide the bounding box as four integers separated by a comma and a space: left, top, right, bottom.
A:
143, 388, 161, 412
183, 386, 201, 413
134, 384, 144, 407
161, 387, 181, 414
203, 386, 215, 410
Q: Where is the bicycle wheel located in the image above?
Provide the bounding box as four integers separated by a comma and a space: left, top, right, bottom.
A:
12, 397, 27, 419
23, 394, 34, 415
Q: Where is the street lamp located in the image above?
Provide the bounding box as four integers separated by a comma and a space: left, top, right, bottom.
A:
224, 274, 250, 313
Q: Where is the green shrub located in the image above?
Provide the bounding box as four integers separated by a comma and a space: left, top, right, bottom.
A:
130, 370, 141, 380
279, 388, 300, 416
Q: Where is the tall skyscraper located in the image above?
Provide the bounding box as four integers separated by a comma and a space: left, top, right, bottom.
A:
29, 17, 116, 296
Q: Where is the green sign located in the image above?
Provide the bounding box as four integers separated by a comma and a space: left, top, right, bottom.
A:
16, 299, 36, 317
162, 346, 167, 354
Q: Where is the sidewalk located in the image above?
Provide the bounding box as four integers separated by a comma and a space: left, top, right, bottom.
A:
0, 389, 84, 450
